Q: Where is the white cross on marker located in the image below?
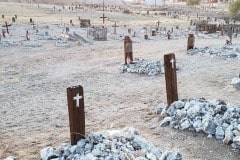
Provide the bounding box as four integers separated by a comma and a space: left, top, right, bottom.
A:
170, 58, 175, 69
73, 93, 83, 107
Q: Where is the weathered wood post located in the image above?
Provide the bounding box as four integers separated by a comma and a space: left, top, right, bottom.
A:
67, 85, 85, 145
2, 15, 4, 18
187, 34, 195, 50
112, 22, 119, 34
12, 17, 15, 22
164, 53, 178, 107
156, 20, 161, 28
124, 35, 133, 64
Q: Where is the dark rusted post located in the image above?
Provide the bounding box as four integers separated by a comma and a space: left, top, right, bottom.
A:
164, 53, 178, 107
67, 85, 85, 145
187, 34, 195, 50
124, 36, 133, 64
5, 21, 9, 34
30, 18, 32, 23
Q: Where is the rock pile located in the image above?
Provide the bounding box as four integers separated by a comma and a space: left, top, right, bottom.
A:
0, 41, 18, 47
119, 59, 162, 76
40, 128, 182, 160
187, 44, 240, 58
231, 77, 240, 90
159, 98, 240, 150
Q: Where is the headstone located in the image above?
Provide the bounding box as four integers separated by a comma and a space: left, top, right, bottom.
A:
67, 85, 85, 145
66, 27, 70, 33
124, 35, 133, 64
187, 34, 195, 50
152, 30, 156, 36
15, 15, 17, 19
164, 53, 178, 107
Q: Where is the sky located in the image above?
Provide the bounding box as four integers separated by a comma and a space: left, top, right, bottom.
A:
145, 0, 163, 5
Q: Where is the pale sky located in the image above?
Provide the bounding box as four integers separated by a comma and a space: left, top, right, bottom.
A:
145, 0, 163, 5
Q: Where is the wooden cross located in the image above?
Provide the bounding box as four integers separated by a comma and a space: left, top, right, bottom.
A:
2, 21, 11, 34
156, 20, 161, 28
164, 53, 178, 107
112, 22, 119, 34
100, 13, 107, 24
67, 85, 85, 145
73, 93, 83, 107
100, 0, 107, 24
31, 21, 36, 29
170, 57, 175, 68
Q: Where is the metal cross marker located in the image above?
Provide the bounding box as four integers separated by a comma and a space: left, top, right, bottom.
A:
73, 93, 83, 107
170, 57, 175, 69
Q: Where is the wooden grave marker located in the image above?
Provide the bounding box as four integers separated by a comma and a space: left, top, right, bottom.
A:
112, 22, 119, 34
2, 21, 11, 35
187, 34, 195, 50
12, 17, 15, 22
67, 85, 85, 145
124, 36, 133, 64
100, 0, 107, 24
164, 53, 178, 107
156, 20, 161, 28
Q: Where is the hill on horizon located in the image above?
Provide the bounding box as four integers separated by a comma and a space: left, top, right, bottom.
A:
0, 0, 129, 6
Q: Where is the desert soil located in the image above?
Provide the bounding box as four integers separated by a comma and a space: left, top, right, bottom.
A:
0, 2, 240, 160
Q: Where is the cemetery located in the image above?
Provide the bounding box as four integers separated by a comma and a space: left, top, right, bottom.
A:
0, 0, 240, 160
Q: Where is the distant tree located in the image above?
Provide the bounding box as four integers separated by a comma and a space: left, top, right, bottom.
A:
229, 0, 240, 17
187, 0, 200, 6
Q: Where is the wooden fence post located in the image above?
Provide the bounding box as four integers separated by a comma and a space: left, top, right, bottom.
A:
67, 85, 85, 145
164, 53, 178, 107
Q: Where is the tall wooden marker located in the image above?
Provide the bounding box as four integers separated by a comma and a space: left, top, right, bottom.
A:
100, 0, 107, 24
164, 53, 178, 106
67, 85, 85, 145
112, 22, 119, 34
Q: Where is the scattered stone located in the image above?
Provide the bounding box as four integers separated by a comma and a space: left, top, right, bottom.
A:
187, 44, 240, 58
40, 128, 182, 160
0, 41, 18, 47
160, 98, 240, 150
231, 77, 240, 90
119, 58, 162, 76
55, 41, 71, 47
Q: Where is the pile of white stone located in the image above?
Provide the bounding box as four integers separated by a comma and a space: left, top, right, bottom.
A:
231, 76, 240, 90
187, 44, 240, 58
0, 40, 18, 47
159, 98, 240, 150
119, 59, 162, 76
40, 128, 182, 160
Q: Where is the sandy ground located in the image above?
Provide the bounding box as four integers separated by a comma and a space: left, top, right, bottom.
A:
0, 2, 240, 160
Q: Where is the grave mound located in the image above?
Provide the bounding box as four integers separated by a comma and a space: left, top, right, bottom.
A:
187, 44, 240, 59
40, 128, 182, 160
119, 59, 162, 76
159, 98, 240, 151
